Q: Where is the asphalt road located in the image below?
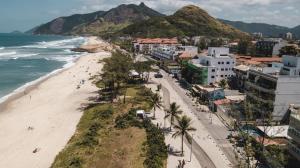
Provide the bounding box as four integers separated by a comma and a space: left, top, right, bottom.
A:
161, 81, 217, 168
159, 70, 238, 167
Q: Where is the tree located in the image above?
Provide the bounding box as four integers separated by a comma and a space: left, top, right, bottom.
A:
237, 40, 250, 55
172, 115, 196, 156
279, 45, 298, 56
133, 61, 155, 82
101, 50, 133, 102
149, 93, 163, 119
219, 79, 227, 89
165, 102, 182, 131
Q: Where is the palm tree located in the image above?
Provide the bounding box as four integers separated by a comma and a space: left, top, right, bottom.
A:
165, 102, 182, 131
172, 115, 196, 156
149, 93, 162, 119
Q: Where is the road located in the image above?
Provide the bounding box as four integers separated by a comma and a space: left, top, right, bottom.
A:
160, 70, 238, 167
161, 85, 216, 168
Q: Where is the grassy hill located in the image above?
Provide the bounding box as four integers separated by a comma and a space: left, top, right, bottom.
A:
120, 5, 249, 39
33, 4, 249, 39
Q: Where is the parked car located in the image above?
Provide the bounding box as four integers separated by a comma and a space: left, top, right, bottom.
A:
154, 73, 163, 78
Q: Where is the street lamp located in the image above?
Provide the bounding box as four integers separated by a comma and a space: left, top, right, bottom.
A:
189, 134, 194, 162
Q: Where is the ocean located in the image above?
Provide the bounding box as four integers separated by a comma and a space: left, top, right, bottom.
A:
0, 33, 86, 102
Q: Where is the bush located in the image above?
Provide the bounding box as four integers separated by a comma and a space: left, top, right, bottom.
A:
77, 122, 101, 147
115, 109, 143, 129
143, 119, 168, 168
68, 156, 82, 168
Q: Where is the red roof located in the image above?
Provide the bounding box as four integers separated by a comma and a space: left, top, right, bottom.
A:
134, 38, 179, 44
236, 55, 282, 65
214, 99, 231, 106
179, 51, 193, 59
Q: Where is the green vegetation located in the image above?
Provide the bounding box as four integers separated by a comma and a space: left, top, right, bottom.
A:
34, 3, 163, 35
172, 115, 196, 156
51, 50, 167, 168
165, 102, 183, 130
279, 45, 299, 56
33, 3, 249, 40
219, 79, 227, 89
115, 109, 168, 168
121, 5, 249, 39
149, 93, 163, 119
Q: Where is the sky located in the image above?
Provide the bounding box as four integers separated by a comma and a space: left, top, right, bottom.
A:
0, 0, 299, 33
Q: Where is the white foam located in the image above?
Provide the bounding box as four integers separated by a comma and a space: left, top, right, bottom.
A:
0, 56, 79, 104
11, 53, 39, 59
0, 47, 4, 50
0, 51, 17, 56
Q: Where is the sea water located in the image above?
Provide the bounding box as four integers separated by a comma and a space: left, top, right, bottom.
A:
0, 33, 86, 102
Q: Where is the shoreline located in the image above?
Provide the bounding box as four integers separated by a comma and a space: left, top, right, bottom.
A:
0, 37, 112, 168
0, 57, 79, 111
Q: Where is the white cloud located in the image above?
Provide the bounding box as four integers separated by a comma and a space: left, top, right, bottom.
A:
73, 0, 300, 27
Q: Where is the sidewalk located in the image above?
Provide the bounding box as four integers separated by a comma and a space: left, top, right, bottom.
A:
149, 72, 232, 168
146, 83, 202, 168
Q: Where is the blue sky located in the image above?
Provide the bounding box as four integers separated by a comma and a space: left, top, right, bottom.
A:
1, 0, 299, 32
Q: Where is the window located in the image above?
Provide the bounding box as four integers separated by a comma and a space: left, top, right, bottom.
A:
218, 62, 221, 64
225, 75, 228, 77
222, 62, 224, 64
221, 68, 224, 71
211, 76, 215, 78
225, 68, 228, 71
212, 69, 215, 72
221, 75, 224, 77
227, 61, 230, 64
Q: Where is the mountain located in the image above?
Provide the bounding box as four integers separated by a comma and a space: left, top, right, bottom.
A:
291, 25, 300, 38
220, 19, 300, 38
119, 5, 249, 39
33, 3, 164, 35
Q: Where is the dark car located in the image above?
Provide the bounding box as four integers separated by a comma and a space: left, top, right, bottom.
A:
154, 73, 163, 78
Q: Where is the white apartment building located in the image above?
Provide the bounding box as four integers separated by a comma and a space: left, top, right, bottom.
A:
245, 55, 300, 121
192, 47, 236, 85
151, 45, 198, 60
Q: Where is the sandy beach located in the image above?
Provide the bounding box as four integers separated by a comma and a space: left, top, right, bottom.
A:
0, 37, 111, 168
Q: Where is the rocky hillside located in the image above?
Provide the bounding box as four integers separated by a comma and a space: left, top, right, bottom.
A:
120, 5, 249, 39
33, 4, 248, 39
33, 3, 164, 35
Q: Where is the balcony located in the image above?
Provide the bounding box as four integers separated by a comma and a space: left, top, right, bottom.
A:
245, 81, 276, 94
288, 140, 300, 161
246, 91, 274, 104
288, 126, 300, 144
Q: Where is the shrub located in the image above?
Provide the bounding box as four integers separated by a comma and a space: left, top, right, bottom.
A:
143, 119, 168, 168
115, 109, 143, 129
68, 157, 82, 168
76, 122, 101, 147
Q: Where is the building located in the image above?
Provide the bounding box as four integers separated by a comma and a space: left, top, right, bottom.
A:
245, 55, 300, 122
235, 55, 282, 67
252, 32, 263, 39
132, 38, 181, 54
150, 45, 198, 61
177, 46, 198, 57
255, 38, 287, 56
288, 105, 300, 161
151, 47, 177, 60
233, 65, 250, 91
192, 85, 225, 102
182, 47, 235, 85
286, 32, 293, 40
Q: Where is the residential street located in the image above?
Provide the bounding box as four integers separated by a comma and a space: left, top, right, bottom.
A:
149, 70, 237, 168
